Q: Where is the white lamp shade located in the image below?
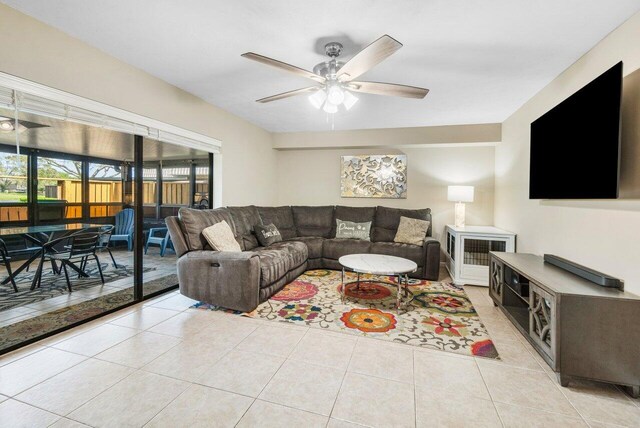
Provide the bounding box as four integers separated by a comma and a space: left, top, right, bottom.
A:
308, 90, 326, 109
448, 185, 474, 202
343, 90, 359, 110
323, 102, 338, 114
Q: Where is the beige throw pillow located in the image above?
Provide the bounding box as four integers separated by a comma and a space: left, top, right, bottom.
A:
202, 220, 242, 252
394, 216, 430, 246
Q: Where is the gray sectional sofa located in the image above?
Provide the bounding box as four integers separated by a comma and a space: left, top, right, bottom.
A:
166, 205, 440, 312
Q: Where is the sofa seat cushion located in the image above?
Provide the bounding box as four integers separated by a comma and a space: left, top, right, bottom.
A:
254, 241, 308, 288
373, 206, 431, 242
178, 207, 236, 251
322, 238, 371, 260
370, 241, 424, 267
228, 206, 262, 250
257, 206, 297, 240
269, 241, 308, 268
286, 236, 324, 260
292, 206, 335, 238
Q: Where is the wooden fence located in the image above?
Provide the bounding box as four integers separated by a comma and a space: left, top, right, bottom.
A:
0, 206, 28, 222
44, 180, 122, 203
142, 182, 207, 205
0, 180, 207, 222
47, 180, 205, 205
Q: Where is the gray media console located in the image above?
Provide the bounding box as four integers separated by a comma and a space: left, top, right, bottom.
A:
489, 252, 640, 397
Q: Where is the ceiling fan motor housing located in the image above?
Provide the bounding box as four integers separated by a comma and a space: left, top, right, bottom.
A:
324, 42, 343, 58
313, 60, 345, 79
313, 42, 345, 80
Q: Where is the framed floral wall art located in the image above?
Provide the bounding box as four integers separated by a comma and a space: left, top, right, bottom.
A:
340, 154, 407, 198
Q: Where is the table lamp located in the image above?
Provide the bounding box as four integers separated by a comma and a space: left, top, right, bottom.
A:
447, 185, 474, 228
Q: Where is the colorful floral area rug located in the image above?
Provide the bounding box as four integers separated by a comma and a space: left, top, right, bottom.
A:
194, 269, 499, 359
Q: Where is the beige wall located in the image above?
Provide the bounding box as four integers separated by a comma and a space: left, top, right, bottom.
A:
0, 4, 277, 206
276, 145, 495, 242
495, 12, 640, 294
274, 123, 501, 150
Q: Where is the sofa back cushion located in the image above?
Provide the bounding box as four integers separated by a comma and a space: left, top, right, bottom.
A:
178, 207, 236, 251
373, 206, 432, 242
228, 206, 262, 250
291, 206, 335, 238
257, 206, 297, 240
331, 206, 376, 238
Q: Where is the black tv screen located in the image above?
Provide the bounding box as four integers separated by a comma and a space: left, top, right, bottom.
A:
529, 61, 622, 199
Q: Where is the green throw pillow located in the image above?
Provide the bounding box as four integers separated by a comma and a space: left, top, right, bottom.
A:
335, 219, 371, 241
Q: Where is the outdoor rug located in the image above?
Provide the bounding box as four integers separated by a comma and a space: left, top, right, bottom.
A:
193, 269, 499, 359
0, 273, 178, 353
0, 264, 155, 312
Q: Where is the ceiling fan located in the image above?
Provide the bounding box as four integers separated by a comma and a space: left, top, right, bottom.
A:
241, 35, 429, 113
0, 116, 48, 133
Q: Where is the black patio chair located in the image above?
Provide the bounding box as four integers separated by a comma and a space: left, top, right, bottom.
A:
0, 239, 18, 292
45, 232, 104, 292
1, 234, 42, 272
95, 225, 119, 268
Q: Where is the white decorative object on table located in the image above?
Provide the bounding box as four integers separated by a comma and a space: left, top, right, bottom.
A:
447, 185, 474, 228
444, 225, 516, 286
339, 254, 417, 313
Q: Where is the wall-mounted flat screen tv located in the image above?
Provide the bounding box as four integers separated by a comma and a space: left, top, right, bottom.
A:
529, 61, 623, 199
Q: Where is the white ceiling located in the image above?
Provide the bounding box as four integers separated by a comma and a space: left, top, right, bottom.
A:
3, 0, 640, 132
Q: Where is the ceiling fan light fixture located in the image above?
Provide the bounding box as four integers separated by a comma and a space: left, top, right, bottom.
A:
322, 101, 338, 114
326, 85, 345, 105
343, 90, 359, 110
0, 120, 15, 131
308, 89, 327, 109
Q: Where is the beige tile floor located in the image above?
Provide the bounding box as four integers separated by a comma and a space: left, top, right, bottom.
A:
0, 272, 639, 427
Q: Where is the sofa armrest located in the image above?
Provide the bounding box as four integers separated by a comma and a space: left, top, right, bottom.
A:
422, 237, 441, 281
166, 216, 189, 257
177, 250, 260, 312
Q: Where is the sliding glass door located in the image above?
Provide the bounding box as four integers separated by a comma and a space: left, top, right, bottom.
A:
0, 84, 217, 355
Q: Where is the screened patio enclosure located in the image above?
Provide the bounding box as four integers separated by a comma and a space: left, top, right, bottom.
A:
0, 100, 215, 354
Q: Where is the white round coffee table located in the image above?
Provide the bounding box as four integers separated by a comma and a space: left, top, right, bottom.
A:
339, 254, 418, 313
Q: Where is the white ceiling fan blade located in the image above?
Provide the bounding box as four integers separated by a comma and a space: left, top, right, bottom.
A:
348, 81, 429, 99
337, 35, 403, 81
256, 86, 320, 103
242, 52, 326, 84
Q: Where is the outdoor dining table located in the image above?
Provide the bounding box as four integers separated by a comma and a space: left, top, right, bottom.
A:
0, 223, 106, 290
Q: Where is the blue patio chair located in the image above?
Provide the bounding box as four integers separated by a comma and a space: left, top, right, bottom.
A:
145, 227, 174, 257
109, 208, 134, 251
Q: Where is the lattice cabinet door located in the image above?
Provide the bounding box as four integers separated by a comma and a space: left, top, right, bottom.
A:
489, 257, 504, 304
529, 283, 557, 364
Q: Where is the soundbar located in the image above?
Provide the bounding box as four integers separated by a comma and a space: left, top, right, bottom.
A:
543, 254, 624, 290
